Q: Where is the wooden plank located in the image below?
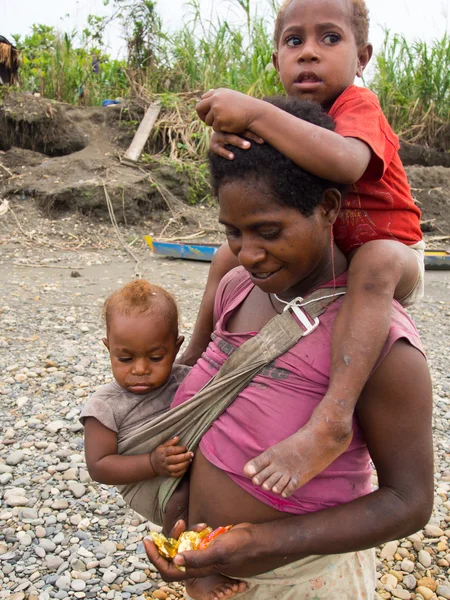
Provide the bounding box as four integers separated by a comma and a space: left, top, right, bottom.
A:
122, 101, 161, 165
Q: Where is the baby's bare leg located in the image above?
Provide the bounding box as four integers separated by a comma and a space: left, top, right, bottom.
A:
186, 576, 247, 600
245, 240, 421, 497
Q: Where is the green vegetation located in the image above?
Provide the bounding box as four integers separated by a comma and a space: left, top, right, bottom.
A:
12, 25, 128, 104
7, 2, 450, 201
372, 31, 450, 150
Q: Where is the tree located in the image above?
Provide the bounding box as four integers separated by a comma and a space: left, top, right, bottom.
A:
104, 0, 162, 69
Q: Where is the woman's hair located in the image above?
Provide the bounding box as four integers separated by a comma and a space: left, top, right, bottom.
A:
209, 97, 347, 217
274, 0, 370, 48
103, 279, 179, 336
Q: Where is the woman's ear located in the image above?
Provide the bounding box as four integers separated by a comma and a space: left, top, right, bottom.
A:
320, 188, 341, 225
357, 43, 373, 77
102, 337, 109, 350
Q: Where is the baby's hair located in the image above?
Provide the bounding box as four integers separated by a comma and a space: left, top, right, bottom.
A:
209, 96, 347, 216
274, 0, 369, 48
103, 280, 179, 337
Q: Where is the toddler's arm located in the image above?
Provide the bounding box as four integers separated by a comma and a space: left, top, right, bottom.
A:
196, 88, 371, 184
84, 417, 193, 485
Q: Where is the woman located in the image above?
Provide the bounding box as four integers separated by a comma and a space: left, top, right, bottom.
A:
144, 98, 433, 600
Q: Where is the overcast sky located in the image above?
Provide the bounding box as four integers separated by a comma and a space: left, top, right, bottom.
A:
3, 0, 450, 65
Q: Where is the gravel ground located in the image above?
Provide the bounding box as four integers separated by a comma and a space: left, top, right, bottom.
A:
1, 205, 450, 600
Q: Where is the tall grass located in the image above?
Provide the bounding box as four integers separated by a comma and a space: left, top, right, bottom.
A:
372, 31, 450, 149
133, 0, 282, 97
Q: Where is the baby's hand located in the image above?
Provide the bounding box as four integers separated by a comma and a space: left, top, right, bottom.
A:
150, 437, 193, 478
210, 131, 264, 161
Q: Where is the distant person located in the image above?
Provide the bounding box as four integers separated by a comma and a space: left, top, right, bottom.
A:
0, 35, 19, 85
182, 0, 425, 498
92, 55, 100, 75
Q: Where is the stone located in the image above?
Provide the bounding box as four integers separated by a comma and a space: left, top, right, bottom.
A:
436, 585, 450, 599
71, 580, 86, 591
416, 586, 435, 600
45, 555, 64, 570
417, 578, 438, 592
418, 549, 432, 568
102, 569, 118, 584
400, 559, 415, 573
424, 524, 444, 537
6, 495, 29, 507
55, 575, 71, 590
68, 482, 86, 498
152, 591, 168, 600
391, 589, 411, 600
402, 575, 416, 590
6, 451, 24, 466
40, 539, 57, 552
381, 541, 399, 559
51, 499, 69, 510
46, 420, 67, 433
380, 574, 399, 589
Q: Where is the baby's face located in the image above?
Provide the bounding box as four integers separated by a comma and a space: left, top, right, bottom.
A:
104, 312, 182, 395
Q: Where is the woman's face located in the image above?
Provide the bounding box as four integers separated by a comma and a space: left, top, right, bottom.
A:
218, 179, 338, 299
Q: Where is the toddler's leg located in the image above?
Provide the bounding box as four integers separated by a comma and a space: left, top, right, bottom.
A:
244, 240, 421, 497
177, 243, 239, 366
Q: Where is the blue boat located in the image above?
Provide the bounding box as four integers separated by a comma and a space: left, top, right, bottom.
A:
145, 236, 450, 270
145, 236, 219, 262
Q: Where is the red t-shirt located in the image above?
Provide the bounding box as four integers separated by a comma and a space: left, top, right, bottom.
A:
328, 85, 422, 254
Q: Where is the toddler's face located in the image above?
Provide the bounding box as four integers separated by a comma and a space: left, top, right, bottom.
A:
104, 312, 183, 395
274, 0, 371, 110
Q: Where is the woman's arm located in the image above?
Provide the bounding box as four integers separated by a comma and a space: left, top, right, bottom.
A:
177, 243, 239, 366
145, 339, 433, 579
84, 418, 193, 484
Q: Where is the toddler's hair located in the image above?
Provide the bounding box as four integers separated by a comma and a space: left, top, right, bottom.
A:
274, 0, 369, 48
209, 96, 347, 217
103, 279, 179, 336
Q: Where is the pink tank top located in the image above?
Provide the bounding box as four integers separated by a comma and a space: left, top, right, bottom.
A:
172, 268, 424, 515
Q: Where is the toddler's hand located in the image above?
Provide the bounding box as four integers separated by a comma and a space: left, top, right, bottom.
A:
150, 437, 193, 478
196, 88, 261, 134
210, 131, 264, 161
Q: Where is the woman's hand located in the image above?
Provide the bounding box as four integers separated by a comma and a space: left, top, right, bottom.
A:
143, 521, 258, 582
150, 437, 193, 478
210, 131, 264, 161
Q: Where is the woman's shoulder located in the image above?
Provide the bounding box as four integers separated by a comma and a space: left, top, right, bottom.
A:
214, 266, 252, 318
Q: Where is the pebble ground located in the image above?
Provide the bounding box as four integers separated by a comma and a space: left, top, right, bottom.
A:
1, 207, 450, 600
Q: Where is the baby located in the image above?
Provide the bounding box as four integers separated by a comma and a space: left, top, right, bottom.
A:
80, 279, 192, 530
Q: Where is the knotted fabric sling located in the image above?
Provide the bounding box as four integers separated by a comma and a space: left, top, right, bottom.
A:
117, 287, 346, 525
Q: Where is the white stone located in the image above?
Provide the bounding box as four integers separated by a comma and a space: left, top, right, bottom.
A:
102, 569, 118, 584
68, 481, 86, 498
46, 420, 67, 433
380, 540, 399, 559
418, 549, 432, 568
71, 579, 86, 591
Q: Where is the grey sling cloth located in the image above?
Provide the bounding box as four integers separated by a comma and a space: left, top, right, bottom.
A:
117, 287, 346, 526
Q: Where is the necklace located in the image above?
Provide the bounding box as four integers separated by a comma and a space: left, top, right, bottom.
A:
268, 294, 282, 314
273, 290, 346, 310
